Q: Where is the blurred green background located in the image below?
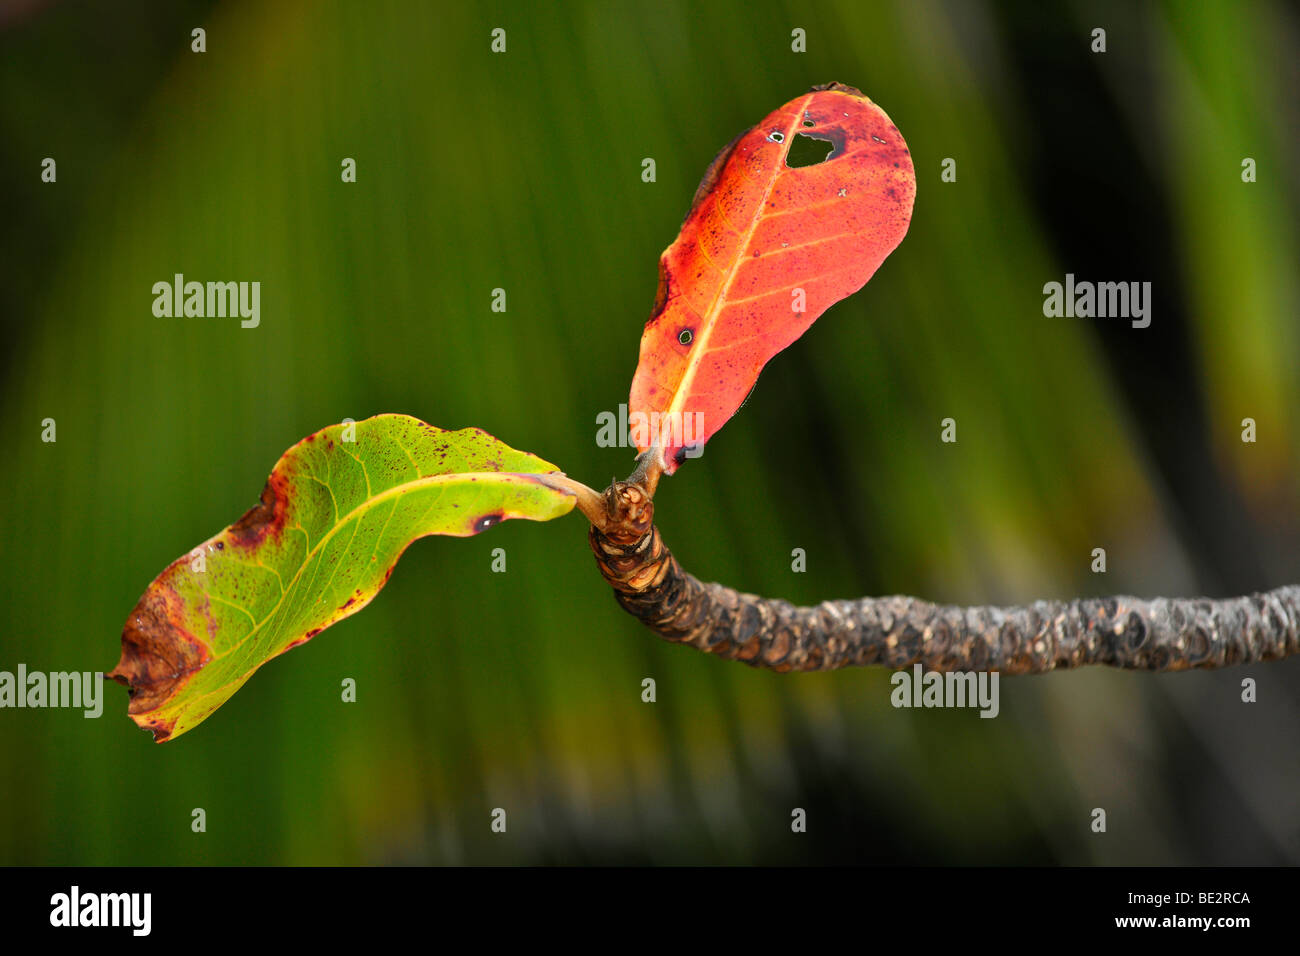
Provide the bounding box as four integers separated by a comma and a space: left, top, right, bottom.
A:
1, 0, 1297, 865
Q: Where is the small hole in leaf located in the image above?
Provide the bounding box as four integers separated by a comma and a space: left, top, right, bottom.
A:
785, 133, 835, 168
678, 328, 694, 346
767, 130, 785, 143
802, 118, 815, 127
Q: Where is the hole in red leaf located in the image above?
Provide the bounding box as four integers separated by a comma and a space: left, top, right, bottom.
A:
785, 133, 836, 168
678, 328, 694, 345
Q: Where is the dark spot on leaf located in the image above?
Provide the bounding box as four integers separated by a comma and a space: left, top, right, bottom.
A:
283, 631, 317, 652
810, 80, 865, 97
228, 474, 289, 549
672, 445, 698, 467
473, 512, 503, 534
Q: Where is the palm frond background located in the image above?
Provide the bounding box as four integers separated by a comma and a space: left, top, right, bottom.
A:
0, 0, 1296, 864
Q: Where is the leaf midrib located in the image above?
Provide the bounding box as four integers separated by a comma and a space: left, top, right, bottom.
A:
663, 92, 814, 425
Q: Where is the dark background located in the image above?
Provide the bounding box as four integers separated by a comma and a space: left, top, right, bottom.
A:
1, 0, 1297, 864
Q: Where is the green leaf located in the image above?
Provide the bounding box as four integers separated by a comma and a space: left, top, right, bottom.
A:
109, 414, 576, 742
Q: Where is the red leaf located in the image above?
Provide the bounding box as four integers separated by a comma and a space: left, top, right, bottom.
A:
629, 82, 916, 473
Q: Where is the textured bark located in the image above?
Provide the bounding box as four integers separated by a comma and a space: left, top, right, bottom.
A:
589, 482, 1300, 673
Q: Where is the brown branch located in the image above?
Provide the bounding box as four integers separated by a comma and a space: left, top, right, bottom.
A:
536, 473, 611, 532
587, 481, 1300, 673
